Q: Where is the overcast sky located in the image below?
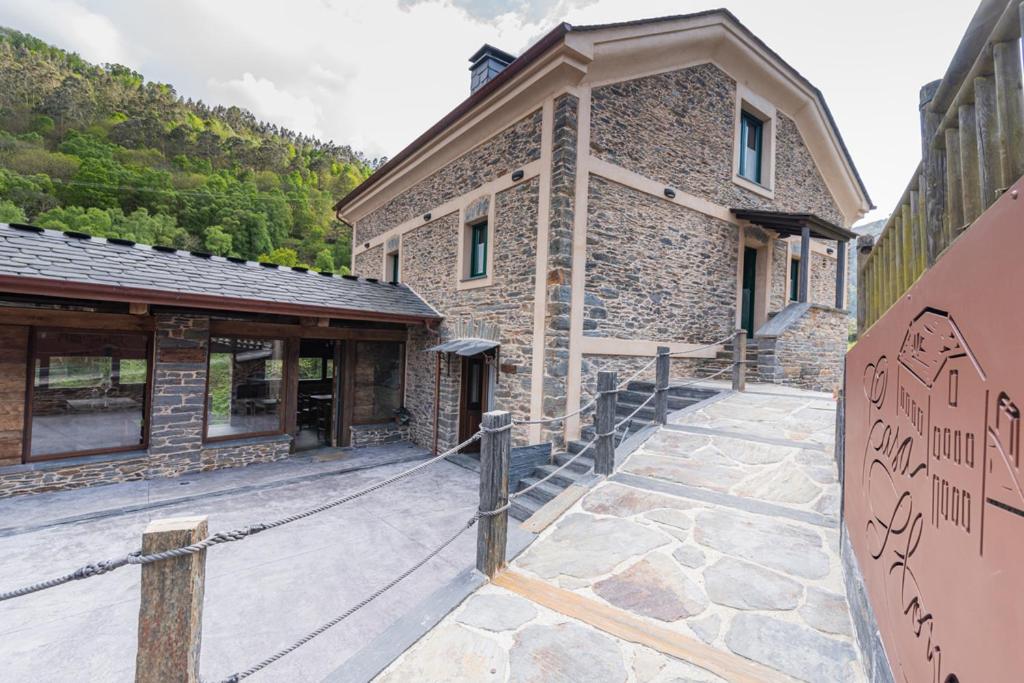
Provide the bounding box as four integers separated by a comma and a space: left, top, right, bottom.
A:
0, 0, 980, 224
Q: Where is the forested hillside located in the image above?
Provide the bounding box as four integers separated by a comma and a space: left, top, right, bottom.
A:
0, 27, 378, 271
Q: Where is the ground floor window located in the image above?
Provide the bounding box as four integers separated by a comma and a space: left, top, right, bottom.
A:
206, 336, 286, 439
28, 329, 150, 460
352, 341, 404, 423
789, 257, 800, 301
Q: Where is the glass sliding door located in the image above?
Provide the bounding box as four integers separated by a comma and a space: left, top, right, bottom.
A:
205, 336, 286, 440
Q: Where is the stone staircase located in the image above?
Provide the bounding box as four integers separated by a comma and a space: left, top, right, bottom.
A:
694, 337, 759, 379
509, 382, 717, 521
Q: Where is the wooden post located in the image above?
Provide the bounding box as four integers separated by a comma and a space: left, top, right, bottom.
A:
919, 80, 946, 266
477, 410, 510, 578
594, 370, 617, 475
135, 516, 208, 683
654, 346, 669, 425
798, 225, 810, 303
855, 235, 873, 332
944, 127, 964, 246
731, 329, 747, 392
835, 239, 847, 310
892, 213, 904, 297
975, 74, 1002, 210
910, 188, 925, 277
994, 40, 1024, 186
900, 203, 913, 289
959, 103, 982, 225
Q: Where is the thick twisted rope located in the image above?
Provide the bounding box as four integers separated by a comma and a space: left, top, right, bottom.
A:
0, 432, 483, 603
212, 514, 479, 683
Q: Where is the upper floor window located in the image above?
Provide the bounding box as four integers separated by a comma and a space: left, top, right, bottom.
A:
469, 221, 488, 278
739, 112, 764, 184
387, 251, 400, 284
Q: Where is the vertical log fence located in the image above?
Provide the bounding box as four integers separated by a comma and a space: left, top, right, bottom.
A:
859, 0, 1024, 333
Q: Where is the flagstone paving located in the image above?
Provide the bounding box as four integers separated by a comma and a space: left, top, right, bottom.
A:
374, 386, 863, 683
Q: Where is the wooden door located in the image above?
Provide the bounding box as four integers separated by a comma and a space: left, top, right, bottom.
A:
459, 355, 487, 453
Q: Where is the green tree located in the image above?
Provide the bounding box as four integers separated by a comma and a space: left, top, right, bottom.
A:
313, 248, 335, 273
203, 225, 233, 256
258, 246, 303, 267
0, 199, 27, 222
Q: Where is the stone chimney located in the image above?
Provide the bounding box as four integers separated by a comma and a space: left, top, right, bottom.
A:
469, 44, 515, 94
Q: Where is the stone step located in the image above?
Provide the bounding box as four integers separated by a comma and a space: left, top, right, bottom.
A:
515, 476, 563, 503
554, 449, 594, 472
531, 463, 587, 489
616, 402, 656, 422
617, 390, 693, 410
510, 495, 542, 522
625, 381, 718, 401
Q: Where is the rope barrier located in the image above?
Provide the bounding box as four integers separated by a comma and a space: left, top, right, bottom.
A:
212, 514, 479, 683
0, 431, 485, 603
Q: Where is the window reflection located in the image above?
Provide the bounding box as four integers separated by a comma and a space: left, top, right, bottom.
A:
206, 337, 285, 439
30, 329, 149, 458
353, 341, 403, 423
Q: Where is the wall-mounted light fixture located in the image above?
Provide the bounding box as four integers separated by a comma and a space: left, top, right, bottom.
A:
511, 169, 524, 182
664, 188, 676, 199
827, 247, 835, 255
423, 212, 432, 221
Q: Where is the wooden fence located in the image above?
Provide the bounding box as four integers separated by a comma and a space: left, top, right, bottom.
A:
858, 0, 1024, 332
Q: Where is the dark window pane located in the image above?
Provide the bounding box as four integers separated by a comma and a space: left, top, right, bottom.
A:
30, 329, 149, 458
790, 257, 800, 301
206, 337, 285, 439
470, 222, 488, 277
739, 112, 763, 184
353, 341, 403, 423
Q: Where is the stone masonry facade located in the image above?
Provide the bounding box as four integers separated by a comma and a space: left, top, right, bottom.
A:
590, 62, 844, 226
755, 304, 847, 392
356, 110, 543, 244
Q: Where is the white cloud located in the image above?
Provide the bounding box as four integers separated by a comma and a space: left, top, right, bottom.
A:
207, 73, 325, 138
0, 0, 133, 65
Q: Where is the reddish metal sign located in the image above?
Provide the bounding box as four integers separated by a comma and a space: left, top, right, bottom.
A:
845, 180, 1024, 683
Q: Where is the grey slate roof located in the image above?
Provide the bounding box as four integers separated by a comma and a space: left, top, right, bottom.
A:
0, 224, 440, 321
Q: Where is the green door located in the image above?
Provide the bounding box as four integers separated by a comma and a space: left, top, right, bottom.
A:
741, 247, 757, 337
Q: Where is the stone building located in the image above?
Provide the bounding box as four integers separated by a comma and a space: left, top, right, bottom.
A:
336, 10, 872, 451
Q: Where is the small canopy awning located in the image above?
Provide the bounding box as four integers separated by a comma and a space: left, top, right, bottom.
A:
730, 209, 857, 242
426, 337, 499, 357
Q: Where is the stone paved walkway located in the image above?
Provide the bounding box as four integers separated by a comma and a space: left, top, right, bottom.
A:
375, 385, 862, 683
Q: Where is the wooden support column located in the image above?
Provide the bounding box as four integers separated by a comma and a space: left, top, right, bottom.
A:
944, 127, 964, 246
477, 410, 510, 578
919, 80, 946, 266
797, 225, 810, 303
835, 240, 847, 310
594, 371, 617, 475
654, 347, 669, 425
994, 40, 1024, 187
731, 329, 747, 392
900, 203, 914, 288
959, 104, 982, 225
136, 516, 208, 683
975, 74, 1002, 210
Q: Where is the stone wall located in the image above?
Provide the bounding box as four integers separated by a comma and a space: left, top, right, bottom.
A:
353, 244, 382, 279
768, 239, 790, 314
350, 421, 411, 448
383, 178, 541, 451
755, 304, 846, 392
584, 176, 738, 343
354, 109, 543, 244
810, 248, 838, 308
590, 63, 844, 226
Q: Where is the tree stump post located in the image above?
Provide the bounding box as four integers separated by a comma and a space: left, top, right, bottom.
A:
135, 516, 208, 683
595, 370, 617, 475
476, 410, 510, 578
